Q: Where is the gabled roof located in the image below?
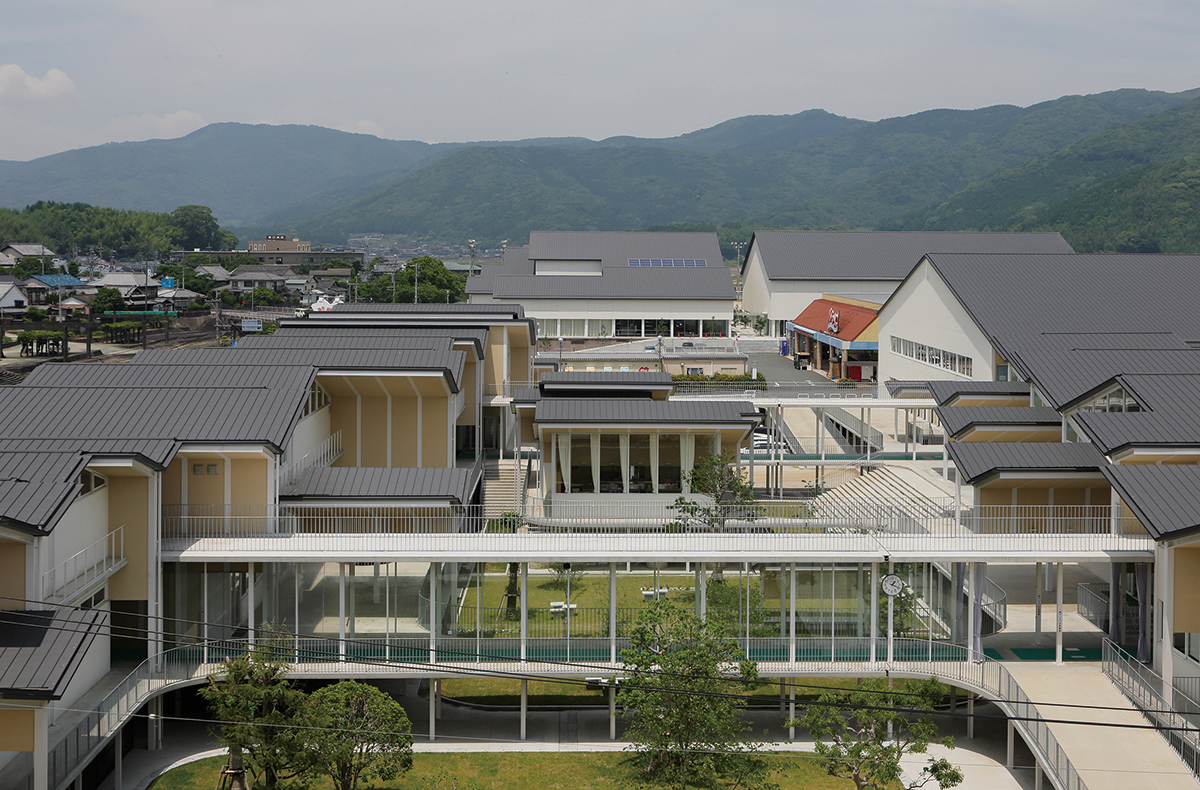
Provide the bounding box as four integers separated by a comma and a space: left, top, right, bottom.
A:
0, 451, 87, 534
89, 272, 160, 289
284, 467, 473, 503
947, 441, 1105, 484
534, 399, 759, 425
1073, 372, 1200, 453
132, 346, 465, 390
744, 231, 1074, 280
29, 274, 86, 288
791, 298, 877, 341
912, 253, 1200, 410
884, 380, 1031, 404
255, 326, 489, 359
0, 609, 106, 700
1102, 464, 1200, 541
936, 406, 1062, 439
468, 231, 735, 302
539, 371, 674, 390
2, 244, 55, 258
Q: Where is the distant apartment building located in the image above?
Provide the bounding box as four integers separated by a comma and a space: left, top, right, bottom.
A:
172, 234, 364, 268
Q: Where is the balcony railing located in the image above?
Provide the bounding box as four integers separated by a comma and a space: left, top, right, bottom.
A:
160, 499, 1151, 559
482, 381, 887, 400
41, 527, 125, 605
278, 430, 343, 492
11, 635, 1089, 790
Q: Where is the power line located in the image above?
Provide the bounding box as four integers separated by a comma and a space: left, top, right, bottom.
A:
2, 597, 1195, 733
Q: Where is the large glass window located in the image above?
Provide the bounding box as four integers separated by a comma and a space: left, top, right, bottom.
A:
629, 434, 652, 493
599, 435, 624, 493
560, 318, 585, 337
615, 319, 644, 338
659, 434, 682, 494
673, 319, 700, 337
590, 318, 613, 338
570, 434, 595, 493
703, 319, 729, 337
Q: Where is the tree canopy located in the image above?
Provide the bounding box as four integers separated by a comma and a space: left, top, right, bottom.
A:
298, 680, 414, 790
357, 256, 466, 303
618, 599, 775, 790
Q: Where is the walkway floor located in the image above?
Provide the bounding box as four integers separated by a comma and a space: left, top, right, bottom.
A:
1004, 660, 1197, 790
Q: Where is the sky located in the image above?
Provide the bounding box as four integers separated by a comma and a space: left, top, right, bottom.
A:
3, 0, 1199, 161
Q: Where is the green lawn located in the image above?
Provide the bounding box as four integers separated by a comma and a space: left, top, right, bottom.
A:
151, 751, 860, 790
438, 676, 872, 707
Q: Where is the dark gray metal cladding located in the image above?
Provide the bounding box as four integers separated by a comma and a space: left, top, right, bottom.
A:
0, 609, 107, 699
1102, 464, 1200, 540
283, 466, 473, 504
533, 398, 759, 425
936, 406, 1063, 438
945, 441, 1106, 485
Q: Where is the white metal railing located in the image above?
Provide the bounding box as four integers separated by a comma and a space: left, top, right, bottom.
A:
41, 528, 125, 605
10, 636, 1089, 790
1103, 639, 1200, 779
483, 381, 888, 400
159, 499, 1152, 558
1077, 582, 1140, 637
278, 431, 343, 491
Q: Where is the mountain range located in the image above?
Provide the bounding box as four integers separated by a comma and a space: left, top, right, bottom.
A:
1, 87, 1199, 250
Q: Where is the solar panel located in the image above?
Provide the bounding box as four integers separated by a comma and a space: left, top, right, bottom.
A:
627, 258, 707, 267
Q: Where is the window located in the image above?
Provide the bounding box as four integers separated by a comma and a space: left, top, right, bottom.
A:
891, 334, 973, 377
537, 318, 558, 338
599, 435, 623, 493
559, 318, 585, 337
615, 319, 643, 338
659, 434, 682, 494
78, 469, 107, 495
569, 434, 595, 493
303, 380, 330, 417
629, 434, 652, 493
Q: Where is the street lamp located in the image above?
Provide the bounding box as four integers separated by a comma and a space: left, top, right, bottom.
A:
467, 239, 477, 277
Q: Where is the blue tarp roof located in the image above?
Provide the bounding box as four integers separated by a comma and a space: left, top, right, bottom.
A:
29, 274, 86, 287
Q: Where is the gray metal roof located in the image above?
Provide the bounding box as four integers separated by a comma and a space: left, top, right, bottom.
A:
936, 407, 1062, 438
947, 441, 1106, 484
469, 231, 735, 301
3, 363, 315, 459
131, 347, 464, 391
0, 451, 86, 533
284, 467, 473, 503
539, 371, 674, 389
917, 253, 1200, 410
270, 326, 489, 358
745, 231, 1074, 281
534, 399, 759, 425
925, 380, 1031, 406
1074, 372, 1200, 453
1102, 464, 1200, 540
330, 303, 528, 317
0, 609, 107, 699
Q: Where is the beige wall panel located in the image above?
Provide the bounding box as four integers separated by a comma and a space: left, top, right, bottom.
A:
978, 488, 1009, 508
186, 459, 224, 504
457, 360, 477, 426
162, 458, 182, 507
0, 709, 35, 751
422, 396, 450, 467
392, 395, 419, 466
1015, 489, 1050, 506
359, 396, 388, 467
1176, 546, 1200, 632
108, 477, 148, 600
0, 542, 25, 611
329, 395, 357, 468
231, 458, 267, 505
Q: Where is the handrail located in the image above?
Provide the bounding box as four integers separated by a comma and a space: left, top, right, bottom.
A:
822, 406, 886, 452
278, 430, 343, 491
15, 636, 1089, 790
1102, 639, 1200, 778
41, 527, 124, 605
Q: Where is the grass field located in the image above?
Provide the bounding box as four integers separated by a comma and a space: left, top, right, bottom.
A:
150, 751, 859, 790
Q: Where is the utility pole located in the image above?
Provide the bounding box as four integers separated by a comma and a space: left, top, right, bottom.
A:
413, 259, 419, 303
468, 239, 477, 277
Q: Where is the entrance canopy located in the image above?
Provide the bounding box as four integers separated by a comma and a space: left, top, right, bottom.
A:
788, 298, 878, 351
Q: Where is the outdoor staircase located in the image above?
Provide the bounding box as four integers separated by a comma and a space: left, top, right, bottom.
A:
808, 465, 947, 520
481, 457, 529, 519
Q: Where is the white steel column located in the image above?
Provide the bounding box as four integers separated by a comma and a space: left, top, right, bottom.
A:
114, 728, 122, 790
33, 706, 47, 790
609, 685, 617, 740
428, 678, 436, 741
698, 563, 707, 620
520, 562, 528, 661
202, 564, 209, 665
967, 696, 975, 739
870, 562, 879, 663
609, 563, 617, 663
966, 563, 976, 662
338, 563, 346, 660
1159, 544, 1174, 703
1055, 562, 1064, 665
789, 562, 796, 664
1034, 563, 1043, 646
430, 562, 438, 664
1006, 720, 1014, 768
886, 560, 895, 664
247, 565, 256, 646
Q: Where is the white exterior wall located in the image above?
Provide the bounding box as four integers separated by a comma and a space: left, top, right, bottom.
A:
48, 603, 110, 726
877, 258, 997, 385
471, 297, 734, 338
739, 246, 897, 335
287, 405, 332, 464
44, 485, 110, 590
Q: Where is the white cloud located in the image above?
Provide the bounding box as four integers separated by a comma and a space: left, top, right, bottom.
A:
102, 110, 206, 142
0, 65, 75, 104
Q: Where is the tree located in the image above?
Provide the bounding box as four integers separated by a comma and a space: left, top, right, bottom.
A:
357, 256, 466, 304
618, 599, 776, 790
198, 637, 309, 790
171, 205, 233, 250
797, 677, 963, 790
668, 451, 758, 533
299, 680, 414, 790
92, 287, 125, 314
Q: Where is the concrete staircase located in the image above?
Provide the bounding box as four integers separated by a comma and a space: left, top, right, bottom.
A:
808, 465, 948, 520
481, 457, 534, 519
